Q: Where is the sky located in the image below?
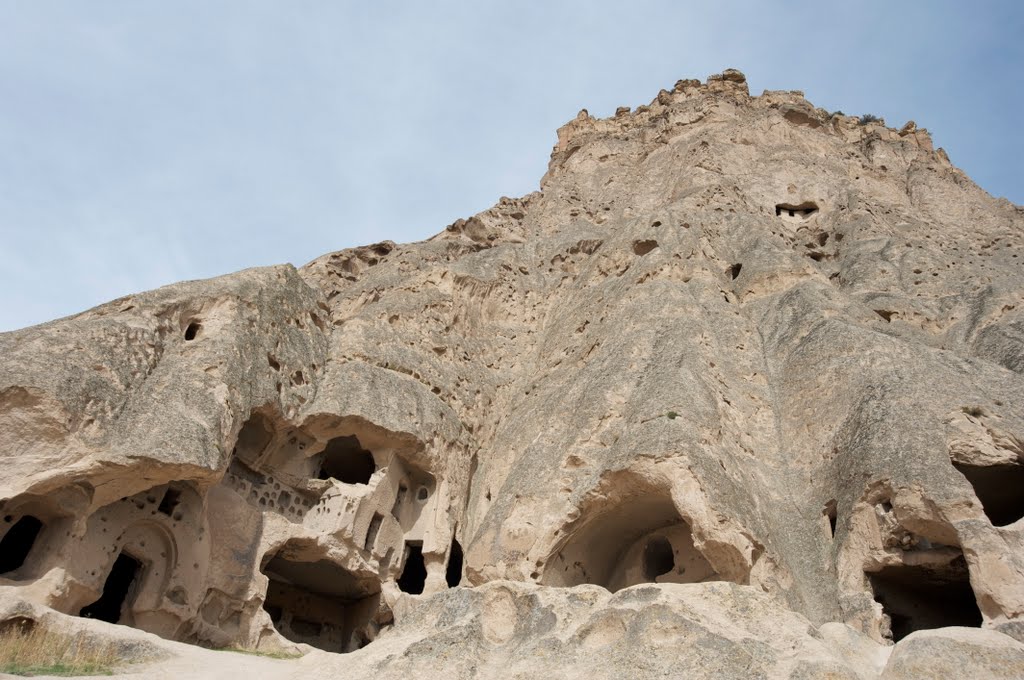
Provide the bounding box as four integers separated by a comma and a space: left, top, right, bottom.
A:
1, 1, 1021, 331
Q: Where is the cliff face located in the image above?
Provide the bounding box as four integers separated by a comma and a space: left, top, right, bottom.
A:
2, 69, 1024, 677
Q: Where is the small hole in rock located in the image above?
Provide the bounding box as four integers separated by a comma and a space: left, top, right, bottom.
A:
632, 239, 659, 256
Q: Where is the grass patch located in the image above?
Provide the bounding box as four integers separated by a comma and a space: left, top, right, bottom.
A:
216, 646, 303, 660
0, 619, 119, 676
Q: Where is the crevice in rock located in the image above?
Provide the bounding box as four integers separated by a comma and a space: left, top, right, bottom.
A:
823, 500, 837, 539
445, 538, 463, 588
874, 309, 896, 322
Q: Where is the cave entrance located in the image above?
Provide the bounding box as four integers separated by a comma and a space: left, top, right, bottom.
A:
79, 552, 143, 624
543, 493, 720, 591
397, 543, 426, 595
233, 412, 274, 464
318, 435, 376, 485
0, 515, 44, 576
953, 462, 1024, 527
445, 539, 463, 588
867, 557, 981, 642
642, 536, 675, 580
261, 554, 380, 653
775, 202, 819, 220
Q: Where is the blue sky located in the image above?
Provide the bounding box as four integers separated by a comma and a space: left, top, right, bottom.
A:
1, 1, 1021, 331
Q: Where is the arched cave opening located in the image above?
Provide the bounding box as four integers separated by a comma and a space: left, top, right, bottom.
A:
445, 539, 463, 588
953, 462, 1024, 527
867, 556, 982, 642
79, 552, 143, 624
318, 435, 376, 485
0, 515, 44, 575
543, 493, 720, 591
397, 543, 427, 595
261, 553, 380, 653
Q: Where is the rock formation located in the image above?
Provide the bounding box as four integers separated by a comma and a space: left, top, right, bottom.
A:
1, 69, 1023, 678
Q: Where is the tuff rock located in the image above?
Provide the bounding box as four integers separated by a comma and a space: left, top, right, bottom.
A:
1, 69, 1023, 678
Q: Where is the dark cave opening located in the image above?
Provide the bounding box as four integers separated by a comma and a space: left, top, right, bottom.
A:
642, 535, 675, 581
157, 488, 181, 517
775, 202, 819, 219
445, 539, 463, 588
318, 435, 376, 485
543, 492, 721, 591
0, 515, 43, 575
953, 462, 1024, 527
79, 552, 142, 624
397, 543, 427, 595
261, 553, 380, 653
867, 558, 981, 642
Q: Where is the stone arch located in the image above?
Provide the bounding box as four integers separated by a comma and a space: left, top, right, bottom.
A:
78, 519, 178, 628
117, 519, 178, 612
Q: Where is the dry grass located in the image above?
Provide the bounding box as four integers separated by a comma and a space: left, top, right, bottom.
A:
0, 619, 119, 676
217, 645, 303, 660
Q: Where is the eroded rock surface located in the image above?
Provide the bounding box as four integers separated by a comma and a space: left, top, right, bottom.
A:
1, 69, 1023, 676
